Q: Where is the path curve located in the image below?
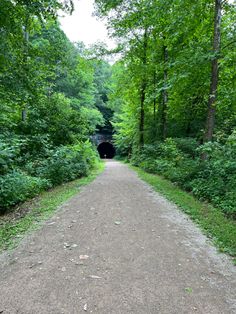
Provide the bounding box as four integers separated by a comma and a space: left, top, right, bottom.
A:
0, 161, 235, 314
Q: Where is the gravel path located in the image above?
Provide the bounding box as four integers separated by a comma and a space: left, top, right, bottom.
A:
0, 160, 235, 314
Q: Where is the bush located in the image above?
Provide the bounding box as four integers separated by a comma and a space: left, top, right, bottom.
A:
0, 139, 98, 212
132, 132, 236, 218
164, 158, 201, 189
0, 171, 49, 213
173, 137, 199, 158
0, 134, 24, 175
190, 134, 236, 217
159, 138, 183, 163
27, 141, 97, 187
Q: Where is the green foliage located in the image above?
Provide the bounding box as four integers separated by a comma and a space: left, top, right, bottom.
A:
80, 107, 105, 134
0, 141, 98, 212
190, 133, 236, 217
173, 138, 199, 158
27, 142, 97, 186
0, 9, 107, 212
131, 134, 236, 218
96, 0, 236, 222
0, 162, 105, 251
0, 135, 22, 175
0, 172, 48, 213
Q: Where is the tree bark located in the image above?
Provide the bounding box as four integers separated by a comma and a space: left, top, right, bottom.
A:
162, 43, 168, 139
22, 15, 29, 122
139, 82, 146, 146
139, 29, 148, 147
204, 0, 222, 142
153, 71, 157, 120
158, 42, 168, 140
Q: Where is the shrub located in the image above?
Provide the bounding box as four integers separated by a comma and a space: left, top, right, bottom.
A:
0, 134, 24, 175
190, 134, 236, 217
164, 158, 200, 189
0, 141, 98, 212
0, 171, 49, 213
27, 141, 97, 187
132, 132, 236, 218
159, 138, 182, 163
173, 137, 199, 158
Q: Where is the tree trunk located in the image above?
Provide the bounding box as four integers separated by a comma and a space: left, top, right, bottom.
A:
139, 82, 146, 146
22, 15, 29, 122
158, 42, 168, 140
204, 0, 222, 142
153, 71, 157, 120
139, 29, 148, 147
163, 43, 168, 139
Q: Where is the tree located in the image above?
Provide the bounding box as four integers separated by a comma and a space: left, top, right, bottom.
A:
204, 0, 222, 142
95, 0, 235, 155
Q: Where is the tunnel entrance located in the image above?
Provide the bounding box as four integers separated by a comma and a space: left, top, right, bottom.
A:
97, 142, 115, 159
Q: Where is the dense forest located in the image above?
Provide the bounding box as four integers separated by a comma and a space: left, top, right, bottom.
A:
0, 0, 112, 211
0, 0, 236, 221
94, 0, 236, 219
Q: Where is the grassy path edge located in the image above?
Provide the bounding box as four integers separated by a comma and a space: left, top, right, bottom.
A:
0, 161, 105, 252
131, 165, 236, 263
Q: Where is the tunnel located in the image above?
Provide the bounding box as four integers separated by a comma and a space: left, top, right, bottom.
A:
97, 142, 115, 159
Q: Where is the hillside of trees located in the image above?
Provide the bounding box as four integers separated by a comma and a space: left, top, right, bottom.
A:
0, 0, 112, 212
95, 0, 236, 219
0, 0, 235, 220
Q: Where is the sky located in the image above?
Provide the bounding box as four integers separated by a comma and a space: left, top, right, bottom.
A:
59, 0, 115, 48
59, 0, 235, 47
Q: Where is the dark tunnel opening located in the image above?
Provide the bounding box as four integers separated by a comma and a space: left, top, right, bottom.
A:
97, 142, 116, 159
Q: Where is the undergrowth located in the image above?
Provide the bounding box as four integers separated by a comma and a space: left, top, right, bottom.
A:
0, 161, 104, 251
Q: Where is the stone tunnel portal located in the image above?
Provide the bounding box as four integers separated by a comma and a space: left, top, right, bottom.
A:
97, 142, 115, 159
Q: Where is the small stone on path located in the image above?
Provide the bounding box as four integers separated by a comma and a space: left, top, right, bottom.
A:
88, 275, 102, 279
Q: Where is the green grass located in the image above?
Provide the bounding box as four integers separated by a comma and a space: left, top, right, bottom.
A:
132, 166, 236, 260
0, 161, 105, 252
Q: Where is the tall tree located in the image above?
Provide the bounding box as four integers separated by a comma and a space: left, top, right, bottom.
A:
204, 0, 222, 142
139, 28, 148, 147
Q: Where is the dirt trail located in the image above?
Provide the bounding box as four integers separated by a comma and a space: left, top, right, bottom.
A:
0, 160, 235, 314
